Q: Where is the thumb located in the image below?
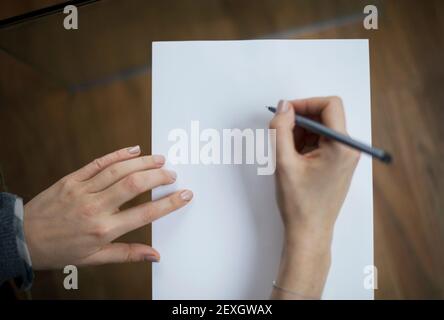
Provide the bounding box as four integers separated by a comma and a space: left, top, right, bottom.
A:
269, 100, 298, 168
79, 243, 160, 265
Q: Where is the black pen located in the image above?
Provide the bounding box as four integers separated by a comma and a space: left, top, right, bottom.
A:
266, 106, 392, 164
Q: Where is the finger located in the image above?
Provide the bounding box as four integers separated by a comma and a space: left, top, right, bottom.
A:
289, 96, 347, 134
73, 145, 142, 181
87, 155, 166, 192
107, 190, 193, 241
99, 168, 177, 210
269, 100, 299, 166
79, 243, 160, 265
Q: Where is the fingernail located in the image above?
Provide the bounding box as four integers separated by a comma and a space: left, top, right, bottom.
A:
277, 100, 289, 113
127, 145, 141, 154
167, 170, 177, 180
153, 155, 165, 165
144, 254, 159, 263
180, 190, 193, 201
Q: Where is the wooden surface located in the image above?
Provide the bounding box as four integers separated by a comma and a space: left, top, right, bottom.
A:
0, 0, 63, 21
0, 0, 443, 299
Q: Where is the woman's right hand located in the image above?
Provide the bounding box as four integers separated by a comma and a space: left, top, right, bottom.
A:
269, 97, 360, 299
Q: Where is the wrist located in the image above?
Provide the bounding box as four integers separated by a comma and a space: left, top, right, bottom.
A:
282, 230, 332, 270
273, 226, 333, 299
284, 221, 334, 252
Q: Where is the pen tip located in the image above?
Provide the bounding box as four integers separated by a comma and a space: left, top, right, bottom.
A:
381, 152, 393, 164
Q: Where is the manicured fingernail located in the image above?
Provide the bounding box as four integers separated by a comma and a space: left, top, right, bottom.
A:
167, 170, 177, 180
144, 254, 159, 263
127, 145, 141, 154
180, 190, 193, 201
153, 155, 165, 165
277, 100, 289, 113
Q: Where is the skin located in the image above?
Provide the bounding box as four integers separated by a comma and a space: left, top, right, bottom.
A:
269, 97, 360, 299
24, 146, 193, 268
23, 96, 359, 299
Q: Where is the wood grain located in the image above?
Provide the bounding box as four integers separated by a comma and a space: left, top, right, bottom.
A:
0, 0, 443, 299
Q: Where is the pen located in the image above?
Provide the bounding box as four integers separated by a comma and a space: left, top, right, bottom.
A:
266, 106, 392, 164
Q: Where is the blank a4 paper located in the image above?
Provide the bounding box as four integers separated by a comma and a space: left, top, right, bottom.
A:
152, 40, 374, 300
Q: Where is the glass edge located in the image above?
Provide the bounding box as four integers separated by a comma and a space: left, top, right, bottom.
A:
0, 0, 99, 30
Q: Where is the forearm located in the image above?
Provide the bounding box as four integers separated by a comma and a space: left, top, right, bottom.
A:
271, 228, 333, 300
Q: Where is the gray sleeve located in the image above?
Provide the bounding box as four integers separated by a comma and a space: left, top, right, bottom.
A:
0, 192, 34, 290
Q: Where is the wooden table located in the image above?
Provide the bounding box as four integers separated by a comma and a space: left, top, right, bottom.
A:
0, 0, 443, 299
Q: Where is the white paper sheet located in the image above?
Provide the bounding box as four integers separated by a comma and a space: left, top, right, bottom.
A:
152, 40, 373, 300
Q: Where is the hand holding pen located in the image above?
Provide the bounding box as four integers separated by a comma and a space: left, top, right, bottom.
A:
270, 97, 362, 300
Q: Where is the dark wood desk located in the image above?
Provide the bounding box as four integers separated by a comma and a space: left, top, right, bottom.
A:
0, 0, 443, 299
